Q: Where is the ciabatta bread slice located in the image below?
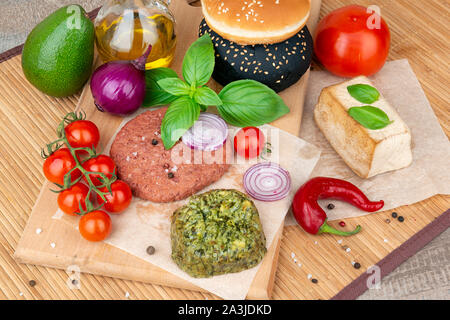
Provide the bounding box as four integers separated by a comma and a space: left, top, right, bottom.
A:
314, 76, 412, 178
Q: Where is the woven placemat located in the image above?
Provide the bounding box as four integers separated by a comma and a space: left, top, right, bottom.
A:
0, 2, 448, 300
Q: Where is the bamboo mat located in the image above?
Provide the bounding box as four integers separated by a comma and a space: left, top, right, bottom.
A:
0, 0, 449, 300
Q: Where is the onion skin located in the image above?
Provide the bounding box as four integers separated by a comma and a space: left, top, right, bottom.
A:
182, 113, 228, 151
90, 61, 146, 115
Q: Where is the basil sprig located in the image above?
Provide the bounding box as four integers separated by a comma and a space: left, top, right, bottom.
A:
143, 68, 178, 107
347, 84, 380, 104
346, 84, 393, 130
182, 34, 215, 87
157, 78, 191, 96
161, 96, 200, 149
218, 80, 289, 127
143, 34, 290, 149
348, 106, 393, 130
194, 86, 222, 106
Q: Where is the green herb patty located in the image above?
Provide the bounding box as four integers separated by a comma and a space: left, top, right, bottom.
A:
171, 189, 267, 278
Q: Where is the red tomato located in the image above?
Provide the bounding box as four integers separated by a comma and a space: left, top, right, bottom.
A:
82, 155, 116, 186
65, 120, 100, 155
314, 5, 390, 77
57, 182, 90, 216
233, 127, 265, 159
97, 180, 132, 214
43, 148, 81, 185
79, 210, 111, 242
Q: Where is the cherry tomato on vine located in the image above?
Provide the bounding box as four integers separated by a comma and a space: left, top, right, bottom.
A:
65, 120, 100, 155
82, 155, 116, 186
43, 148, 81, 185
314, 5, 390, 77
57, 182, 90, 216
97, 180, 132, 214
233, 127, 265, 159
79, 210, 112, 242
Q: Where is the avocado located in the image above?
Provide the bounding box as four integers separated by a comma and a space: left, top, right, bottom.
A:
22, 5, 94, 97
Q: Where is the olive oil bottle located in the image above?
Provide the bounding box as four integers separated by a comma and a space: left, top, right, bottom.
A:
94, 0, 176, 69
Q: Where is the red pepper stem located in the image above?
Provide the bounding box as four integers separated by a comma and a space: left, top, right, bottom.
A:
319, 220, 362, 236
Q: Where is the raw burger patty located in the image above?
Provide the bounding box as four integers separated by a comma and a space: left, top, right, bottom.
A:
110, 108, 230, 203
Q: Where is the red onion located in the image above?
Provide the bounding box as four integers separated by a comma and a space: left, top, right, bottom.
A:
90, 46, 152, 115
243, 162, 291, 202
182, 113, 228, 151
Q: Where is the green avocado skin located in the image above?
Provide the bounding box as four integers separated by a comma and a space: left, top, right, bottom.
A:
22, 5, 94, 97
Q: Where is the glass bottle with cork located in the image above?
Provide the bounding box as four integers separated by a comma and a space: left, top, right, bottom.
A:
94, 0, 176, 70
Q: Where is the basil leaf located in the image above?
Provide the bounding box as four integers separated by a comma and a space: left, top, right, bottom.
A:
347, 84, 380, 104
348, 106, 393, 130
194, 86, 222, 106
161, 96, 200, 149
182, 34, 215, 87
217, 80, 290, 127
158, 78, 191, 96
143, 68, 179, 107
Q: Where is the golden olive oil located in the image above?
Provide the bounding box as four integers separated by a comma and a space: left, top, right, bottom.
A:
95, 3, 176, 69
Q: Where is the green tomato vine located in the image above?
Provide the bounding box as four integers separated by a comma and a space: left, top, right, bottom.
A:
41, 111, 116, 215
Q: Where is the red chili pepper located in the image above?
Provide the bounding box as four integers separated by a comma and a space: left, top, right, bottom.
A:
292, 177, 384, 236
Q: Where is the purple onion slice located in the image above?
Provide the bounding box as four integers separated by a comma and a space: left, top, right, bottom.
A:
182, 112, 228, 151
243, 162, 291, 202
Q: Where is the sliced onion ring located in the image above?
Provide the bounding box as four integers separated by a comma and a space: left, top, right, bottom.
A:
243, 163, 291, 202
182, 113, 228, 151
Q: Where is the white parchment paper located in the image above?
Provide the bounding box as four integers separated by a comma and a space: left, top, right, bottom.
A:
286, 59, 450, 224
52, 59, 449, 299
54, 108, 321, 300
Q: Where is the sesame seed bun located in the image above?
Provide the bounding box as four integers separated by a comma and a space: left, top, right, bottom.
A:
201, 0, 311, 45
199, 19, 313, 93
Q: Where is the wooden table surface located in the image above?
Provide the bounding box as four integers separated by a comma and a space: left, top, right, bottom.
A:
0, 0, 448, 300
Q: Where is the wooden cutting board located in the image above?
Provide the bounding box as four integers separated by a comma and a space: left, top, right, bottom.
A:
13, 0, 322, 299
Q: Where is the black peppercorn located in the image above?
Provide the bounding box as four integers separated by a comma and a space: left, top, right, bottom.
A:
29, 280, 36, 287
311, 278, 318, 284
152, 139, 158, 145
327, 203, 335, 210
354, 262, 361, 269
398, 216, 405, 222
168, 172, 174, 179
146, 246, 155, 255
391, 212, 398, 218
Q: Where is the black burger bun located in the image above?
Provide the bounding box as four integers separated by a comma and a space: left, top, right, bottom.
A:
199, 19, 313, 93
201, 0, 311, 45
